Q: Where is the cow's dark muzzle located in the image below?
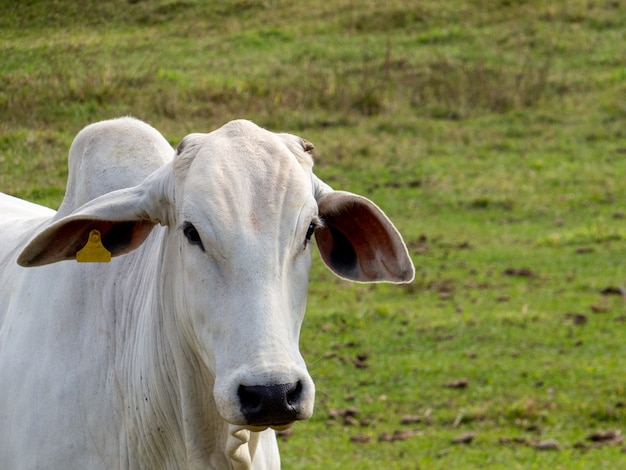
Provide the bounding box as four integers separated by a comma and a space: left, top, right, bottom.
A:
238, 381, 303, 427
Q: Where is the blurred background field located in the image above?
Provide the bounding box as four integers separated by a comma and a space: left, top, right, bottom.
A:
1, 1, 626, 468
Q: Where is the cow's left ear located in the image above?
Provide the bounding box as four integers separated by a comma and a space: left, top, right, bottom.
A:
18, 171, 172, 267
314, 188, 415, 284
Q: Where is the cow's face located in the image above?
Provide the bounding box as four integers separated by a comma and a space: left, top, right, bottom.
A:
169, 122, 318, 428
17, 118, 414, 431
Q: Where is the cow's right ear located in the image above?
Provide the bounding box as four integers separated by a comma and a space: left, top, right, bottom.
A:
18, 172, 172, 267
313, 176, 415, 284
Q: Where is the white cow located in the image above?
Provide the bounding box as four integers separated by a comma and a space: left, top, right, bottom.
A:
0, 117, 414, 469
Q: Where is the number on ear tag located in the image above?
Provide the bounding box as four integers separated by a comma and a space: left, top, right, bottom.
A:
76, 229, 112, 263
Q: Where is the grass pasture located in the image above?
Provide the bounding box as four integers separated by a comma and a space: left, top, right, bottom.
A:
1, 0, 626, 468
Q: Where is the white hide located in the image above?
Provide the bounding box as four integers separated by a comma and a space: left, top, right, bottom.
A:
0, 118, 414, 469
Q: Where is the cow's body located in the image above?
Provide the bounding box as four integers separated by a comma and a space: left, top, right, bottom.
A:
0, 118, 414, 469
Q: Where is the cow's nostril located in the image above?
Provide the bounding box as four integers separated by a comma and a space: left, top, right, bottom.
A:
286, 380, 302, 406
238, 381, 303, 426
238, 384, 263, 413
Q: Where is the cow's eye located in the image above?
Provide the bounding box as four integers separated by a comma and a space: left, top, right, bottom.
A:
183, 222, 204, 251
306, 222, 316, 240
304, 222, 316, 246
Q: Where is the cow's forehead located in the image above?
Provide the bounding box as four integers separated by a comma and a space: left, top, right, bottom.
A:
174, 120, 314, 182
172, 120, 317, 226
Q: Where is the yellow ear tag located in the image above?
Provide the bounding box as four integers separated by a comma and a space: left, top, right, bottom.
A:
76, 229, 112, 263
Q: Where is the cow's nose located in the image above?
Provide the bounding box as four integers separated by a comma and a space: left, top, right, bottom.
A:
238, 381, 303, 426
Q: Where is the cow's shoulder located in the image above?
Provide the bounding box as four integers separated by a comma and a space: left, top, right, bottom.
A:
0, 193, 54, 293
0, 192, 55, 222
0, 193, 55, 246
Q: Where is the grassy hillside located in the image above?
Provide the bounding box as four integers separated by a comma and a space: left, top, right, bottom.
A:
1, 0, 626, 468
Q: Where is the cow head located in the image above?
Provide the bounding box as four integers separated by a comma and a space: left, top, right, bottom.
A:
18, 119, 414, 430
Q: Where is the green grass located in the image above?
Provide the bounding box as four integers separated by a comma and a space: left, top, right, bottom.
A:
2, 0, 626, 467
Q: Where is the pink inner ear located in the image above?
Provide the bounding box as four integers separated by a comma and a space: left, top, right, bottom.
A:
316, 192, 415, 283
99, 220, 156, 256
18, 219, 112, 267
18, 219, 156, 267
